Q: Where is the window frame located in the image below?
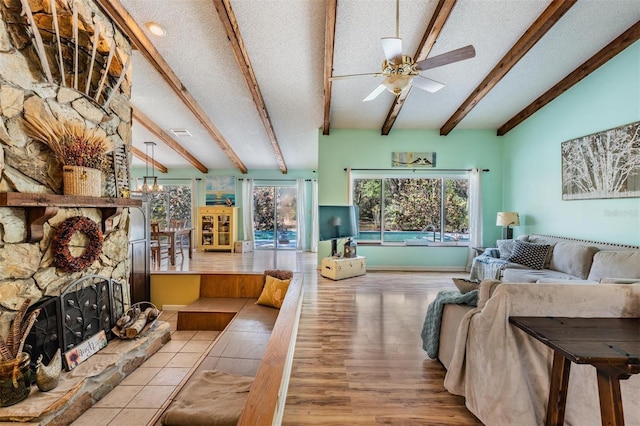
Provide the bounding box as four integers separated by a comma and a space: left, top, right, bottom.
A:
351, 172, 470, 247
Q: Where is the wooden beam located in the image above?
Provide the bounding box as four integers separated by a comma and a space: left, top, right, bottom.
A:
94, 0, 248, 173
322, 0, 338, 135
212, 0, 287, 173
132, 106, 209, 173
440, 0, 577, 136
130, 145, 168, 174
381, 0, 457, 135
498, 21, 640, 136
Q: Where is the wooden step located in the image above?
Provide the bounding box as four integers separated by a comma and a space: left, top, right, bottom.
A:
177, 298, 252, 331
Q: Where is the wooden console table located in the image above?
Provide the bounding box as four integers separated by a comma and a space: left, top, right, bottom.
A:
509, 316, 640, 426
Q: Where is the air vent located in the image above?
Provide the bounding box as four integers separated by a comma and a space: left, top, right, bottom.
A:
170, 128, 192, 137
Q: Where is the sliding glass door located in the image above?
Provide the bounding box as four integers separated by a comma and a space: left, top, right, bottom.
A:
253, 185, 297, 249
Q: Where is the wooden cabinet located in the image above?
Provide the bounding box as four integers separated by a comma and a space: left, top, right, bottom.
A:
198, 206, 238, 252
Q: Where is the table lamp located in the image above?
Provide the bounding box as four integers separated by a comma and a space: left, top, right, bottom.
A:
496, 212, 520, 239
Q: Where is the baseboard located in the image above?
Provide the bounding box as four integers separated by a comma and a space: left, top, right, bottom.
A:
366, 266, 466, 272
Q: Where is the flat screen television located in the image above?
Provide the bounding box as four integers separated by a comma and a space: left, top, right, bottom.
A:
318, 205, 359, 256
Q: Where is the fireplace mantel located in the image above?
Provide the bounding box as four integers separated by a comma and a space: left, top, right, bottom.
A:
0, 193, 142, 242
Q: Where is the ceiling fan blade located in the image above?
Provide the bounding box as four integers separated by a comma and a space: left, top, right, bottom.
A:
363, 84, 387, 102
381, 37, 403, 64
412, 75, 445, 93
415, 45, 476, 71
329, 72, 380, 81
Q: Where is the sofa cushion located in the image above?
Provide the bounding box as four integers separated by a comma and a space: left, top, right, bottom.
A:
527, 236, 557, 268
507, 240, 551, 270
587, 250, 640, 282
548, 242, 599, 279
496, 239, 516, 259
502, 268, 579, 283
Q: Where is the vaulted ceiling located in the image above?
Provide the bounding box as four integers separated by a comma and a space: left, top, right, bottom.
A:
96, 0, 640, 175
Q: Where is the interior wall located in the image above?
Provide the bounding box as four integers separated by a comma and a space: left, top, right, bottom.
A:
502, 41, 640, 246
130, 167, 316, 245
317, 128, 504, 269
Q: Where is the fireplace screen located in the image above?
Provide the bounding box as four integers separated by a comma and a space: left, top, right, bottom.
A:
25, 275, 125, 373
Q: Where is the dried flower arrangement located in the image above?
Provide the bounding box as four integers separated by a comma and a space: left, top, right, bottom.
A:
23, 114, 114, 172
0, 299, 39, 364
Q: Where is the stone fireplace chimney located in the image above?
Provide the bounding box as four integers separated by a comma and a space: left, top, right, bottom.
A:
0, 0, 135, 336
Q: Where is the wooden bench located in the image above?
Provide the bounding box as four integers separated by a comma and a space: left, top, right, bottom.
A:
154, 271, 304, 425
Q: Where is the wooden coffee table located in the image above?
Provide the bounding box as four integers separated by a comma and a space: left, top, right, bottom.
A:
509, 316, 640, 426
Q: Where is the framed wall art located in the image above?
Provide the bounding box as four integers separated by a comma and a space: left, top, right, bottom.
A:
561, 121, 640, 200
205, 176, 236, 205
391, 152, 436, 168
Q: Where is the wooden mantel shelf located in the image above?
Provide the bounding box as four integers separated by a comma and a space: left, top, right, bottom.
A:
0, 192, 142, 242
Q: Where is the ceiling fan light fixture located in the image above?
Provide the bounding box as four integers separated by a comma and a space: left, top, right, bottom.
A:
145, 22, 166, 37
383, 75, 413, 96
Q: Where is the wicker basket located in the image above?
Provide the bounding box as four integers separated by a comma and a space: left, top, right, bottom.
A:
63, 165, 101, 197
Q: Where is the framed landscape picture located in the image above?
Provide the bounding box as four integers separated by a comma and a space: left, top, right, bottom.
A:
561, 121, 640, 200
205, 176, 236, 205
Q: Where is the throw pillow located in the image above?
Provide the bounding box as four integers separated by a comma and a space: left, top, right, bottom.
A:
452, 278, 479, 294
507, 240, 551, 270
496, 239, 516, 259
256, 275, 291, 309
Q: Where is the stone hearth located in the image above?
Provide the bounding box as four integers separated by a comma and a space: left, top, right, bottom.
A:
0, 322, 170, 425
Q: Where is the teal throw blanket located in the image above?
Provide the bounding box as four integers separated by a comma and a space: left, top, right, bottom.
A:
421, 289, 478, 359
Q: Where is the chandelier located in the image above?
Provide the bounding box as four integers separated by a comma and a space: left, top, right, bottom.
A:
138, 141, 163, 193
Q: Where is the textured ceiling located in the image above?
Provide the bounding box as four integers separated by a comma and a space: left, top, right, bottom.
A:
119, 0, 640, 174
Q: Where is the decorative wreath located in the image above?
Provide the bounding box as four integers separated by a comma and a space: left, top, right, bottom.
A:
52, 216, 103, 273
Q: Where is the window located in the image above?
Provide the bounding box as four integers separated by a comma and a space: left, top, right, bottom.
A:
353, 176, 469, 245
149, 185, 193, 228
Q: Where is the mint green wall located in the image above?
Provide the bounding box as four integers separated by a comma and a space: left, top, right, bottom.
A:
131, 167, 316, 244
317, 129, 504, 269
502, 41, 640, 246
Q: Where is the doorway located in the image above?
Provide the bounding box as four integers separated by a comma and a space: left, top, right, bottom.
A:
253, 185, 297, 249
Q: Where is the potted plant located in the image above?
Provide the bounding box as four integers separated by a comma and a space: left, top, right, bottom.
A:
0, 300, 40, 406
23, 114, 113, 197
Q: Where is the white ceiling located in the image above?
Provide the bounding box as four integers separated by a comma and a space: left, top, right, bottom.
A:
119, 0, 640, 174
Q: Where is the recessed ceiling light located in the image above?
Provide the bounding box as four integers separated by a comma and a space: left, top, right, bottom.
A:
145, 22, 166, 37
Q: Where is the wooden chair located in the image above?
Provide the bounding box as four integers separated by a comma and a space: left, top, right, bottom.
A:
169, 219, 188, 258
150, 222, 170, 265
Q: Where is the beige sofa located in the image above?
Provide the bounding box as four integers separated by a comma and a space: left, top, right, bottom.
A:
437, 236, 640, 425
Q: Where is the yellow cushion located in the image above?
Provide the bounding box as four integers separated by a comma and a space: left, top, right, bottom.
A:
255, 275, 291, 309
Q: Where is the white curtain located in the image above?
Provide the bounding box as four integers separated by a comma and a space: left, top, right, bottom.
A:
241, 178, 254, 244
466, 168, 483, 271
310, 179, 319, 252
296, 178, 307, 251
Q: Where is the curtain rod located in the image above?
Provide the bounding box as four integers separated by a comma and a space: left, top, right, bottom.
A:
344, 168, 489, 172
148, 177, 202, 181
238, 178, 312, 181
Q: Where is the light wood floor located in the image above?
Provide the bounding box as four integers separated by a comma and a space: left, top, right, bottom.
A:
153, 250, 482, 425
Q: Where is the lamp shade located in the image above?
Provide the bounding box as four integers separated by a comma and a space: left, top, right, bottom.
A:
496, 212, 520, 227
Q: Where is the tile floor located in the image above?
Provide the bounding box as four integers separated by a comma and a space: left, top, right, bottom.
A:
71, 310, 220, 426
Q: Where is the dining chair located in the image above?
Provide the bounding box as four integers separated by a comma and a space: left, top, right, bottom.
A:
150, 222, 170, 265
169, 219, 188, 258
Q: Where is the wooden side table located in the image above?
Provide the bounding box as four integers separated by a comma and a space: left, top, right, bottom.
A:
509, 316, 640, 426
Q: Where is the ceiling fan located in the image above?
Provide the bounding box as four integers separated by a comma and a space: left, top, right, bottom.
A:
330, 0, 476, 102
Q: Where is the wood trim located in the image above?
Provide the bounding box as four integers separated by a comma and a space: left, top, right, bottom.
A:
322, 0, 338, 135
381, 0, 457, 135
130, 145, 168, 174
132, 106, 208, 173
94, 0, 248, 173
497, 21, 640, 136
440, 0, 577, 136
237, 273, 304, 425
213, 0, 287, 173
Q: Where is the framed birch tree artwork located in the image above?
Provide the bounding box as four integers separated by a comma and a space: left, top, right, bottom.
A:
561, 121, 640, 200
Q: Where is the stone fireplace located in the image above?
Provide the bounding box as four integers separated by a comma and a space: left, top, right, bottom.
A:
0, 0, 135, 336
